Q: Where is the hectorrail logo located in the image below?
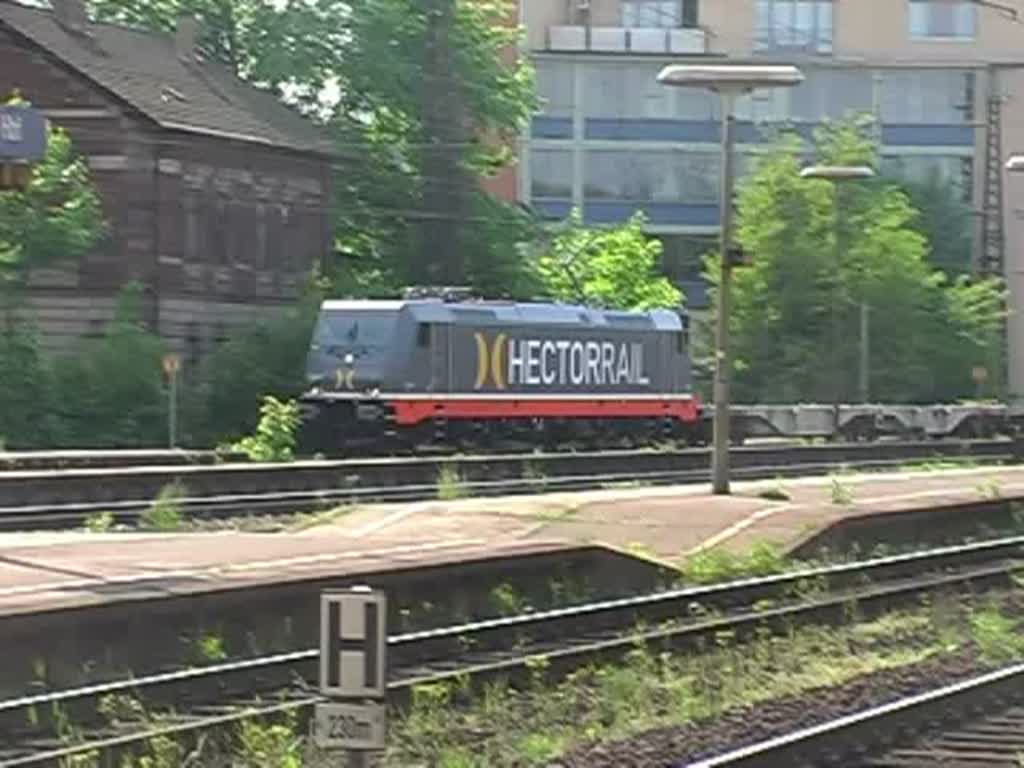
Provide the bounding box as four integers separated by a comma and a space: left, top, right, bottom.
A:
473, 332, 507, 390
473, 333, 650, 390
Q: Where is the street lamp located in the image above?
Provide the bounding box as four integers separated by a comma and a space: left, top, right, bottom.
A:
1006, 155, 1024, 173
799, 165, 875, 423
658, 64, 804, 495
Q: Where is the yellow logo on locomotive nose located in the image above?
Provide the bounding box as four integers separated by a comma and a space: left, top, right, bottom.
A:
473, 333, 507, 390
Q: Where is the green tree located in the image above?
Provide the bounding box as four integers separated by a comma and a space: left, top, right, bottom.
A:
0, 99, 104, 449
0, 322, 62, 448
724, 117, 1003, 404
535, 211, 683, 311
89, 0, 538, 295
331, 0, 536, 291
0, 117, 104, 289
898, 174, 973, 276
195, 282, 321, 443
89, 0, 348, 108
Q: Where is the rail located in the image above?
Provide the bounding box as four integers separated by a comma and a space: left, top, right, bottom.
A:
689, 662, 1024, 767
1, 536, 1022, 765
0, 439, 1015, 529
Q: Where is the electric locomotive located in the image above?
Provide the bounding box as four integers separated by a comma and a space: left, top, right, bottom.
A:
298, 296, 700, 453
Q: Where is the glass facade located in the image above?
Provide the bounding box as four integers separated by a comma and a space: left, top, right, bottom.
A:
584, 63, 718, 120
527, 58, 977, 229
879, 70, 972, 124
530, 149, 572, 199
789, 69, 873, 122
755, 0, 834, 52
908, 0, 975, 39
584, 151, 719, 203
621, 0, 699, 28
535, 60, 575, 117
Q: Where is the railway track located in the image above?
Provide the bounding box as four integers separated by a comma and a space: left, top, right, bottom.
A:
0, 439, 1015, 529
692, 661, 1024, 767
0, 449, 242, 471
1, 536, 1021, 766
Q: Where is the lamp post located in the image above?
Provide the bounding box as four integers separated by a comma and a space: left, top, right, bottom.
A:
657, 64, 803, 495
799, 166, 876, 427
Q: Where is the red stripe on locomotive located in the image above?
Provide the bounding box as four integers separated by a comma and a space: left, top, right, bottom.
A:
388, 396, 701, 426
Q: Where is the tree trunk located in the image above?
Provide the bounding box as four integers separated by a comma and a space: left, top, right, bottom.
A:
417, 0, 465, 286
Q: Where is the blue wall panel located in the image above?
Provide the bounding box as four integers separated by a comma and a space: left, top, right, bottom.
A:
584, 201, 720, 227
531, 117, 573, 139
881, 124, 974, 147
583, 118, 814, 143
532, 199, 573, 220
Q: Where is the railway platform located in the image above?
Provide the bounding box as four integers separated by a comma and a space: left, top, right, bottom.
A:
0, 464, 1022, 619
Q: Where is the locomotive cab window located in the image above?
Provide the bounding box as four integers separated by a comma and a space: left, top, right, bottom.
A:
417, 323, 431, 348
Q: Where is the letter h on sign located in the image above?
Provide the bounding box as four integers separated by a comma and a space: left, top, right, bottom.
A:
319, 590, 387, 699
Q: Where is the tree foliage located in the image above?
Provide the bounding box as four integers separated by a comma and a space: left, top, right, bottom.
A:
330, 0, 536, 291
194, 281, 322, 443
88, 0, 538, 294
723, 117, 1003, 404
0, 120, 104, 287
898, 175, 973, 276
536, 212, 683, 311
89, 0, 349, 108
53, 286, 168, 447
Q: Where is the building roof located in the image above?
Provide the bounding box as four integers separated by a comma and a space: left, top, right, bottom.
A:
0, 0, 334, 156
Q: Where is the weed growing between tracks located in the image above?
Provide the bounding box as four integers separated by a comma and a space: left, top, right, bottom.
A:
140, 482, 187, 532
17, 590, 1024, 767
678, 541, 790, 585
381, 590, 1024, 767
437, 463, 468, 501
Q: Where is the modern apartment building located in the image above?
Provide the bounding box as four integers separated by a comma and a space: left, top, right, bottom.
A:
517, 0, 1024, 398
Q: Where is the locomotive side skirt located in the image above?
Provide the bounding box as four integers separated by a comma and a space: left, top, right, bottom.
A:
309, 393, 700, 426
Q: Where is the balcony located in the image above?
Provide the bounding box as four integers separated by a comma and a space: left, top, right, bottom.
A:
548, 25, 708, 55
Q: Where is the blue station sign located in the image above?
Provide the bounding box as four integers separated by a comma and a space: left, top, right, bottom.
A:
0, 106, 47, 162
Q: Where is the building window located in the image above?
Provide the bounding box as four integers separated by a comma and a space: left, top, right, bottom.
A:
789, 69, 873, 122
880, 154, 970, 201
184, 197, 204, 262
879, 69, 972, 123
584, 151, 719, 204
530, 149, 572, 199
207, 199, 227, 265
535, 60, 574, 117
584, 63, 717, 120
908, 0, 975, 39
755, 0, 833, 53
622, 0, 699, 28
265, 205, 283, 270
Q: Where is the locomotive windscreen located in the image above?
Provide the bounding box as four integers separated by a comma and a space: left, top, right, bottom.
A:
306, 304, 399, 390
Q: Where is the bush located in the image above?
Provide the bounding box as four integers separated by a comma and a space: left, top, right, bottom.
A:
140, 483, 186, 531
53, 286, 166, 447
0, 317, 62, 447
229, 396, 300, 462
197, 297, 318, 445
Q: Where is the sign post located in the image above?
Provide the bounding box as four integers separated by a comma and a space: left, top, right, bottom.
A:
162, 354, 181, 448
315, 586, 388, 766
0, 105, 47, 192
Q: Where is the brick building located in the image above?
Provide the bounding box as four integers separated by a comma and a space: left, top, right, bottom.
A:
0, 0, 334, 363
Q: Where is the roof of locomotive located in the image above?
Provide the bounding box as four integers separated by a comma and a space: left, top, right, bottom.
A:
319, 299, 682, 331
